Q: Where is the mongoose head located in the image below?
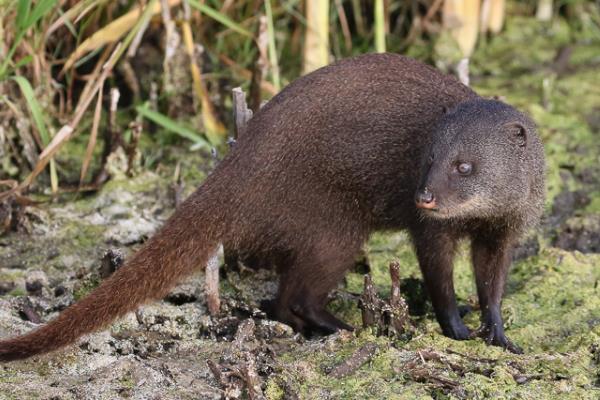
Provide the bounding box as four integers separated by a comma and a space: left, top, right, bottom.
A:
415, 99, 545, 224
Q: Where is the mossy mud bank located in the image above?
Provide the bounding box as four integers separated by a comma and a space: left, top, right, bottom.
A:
1, 14, 599, 400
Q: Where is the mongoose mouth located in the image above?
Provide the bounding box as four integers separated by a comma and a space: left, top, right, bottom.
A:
415, 188, 437, 210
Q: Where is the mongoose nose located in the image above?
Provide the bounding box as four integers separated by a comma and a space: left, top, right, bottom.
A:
415, 190, 436, 209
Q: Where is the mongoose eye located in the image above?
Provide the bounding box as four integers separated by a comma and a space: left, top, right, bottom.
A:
457, 162, 473, 175
428, 154, 434, 164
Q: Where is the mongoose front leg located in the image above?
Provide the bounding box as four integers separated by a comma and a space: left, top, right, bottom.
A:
471, 233, 523, 353
413, 229, 470, 340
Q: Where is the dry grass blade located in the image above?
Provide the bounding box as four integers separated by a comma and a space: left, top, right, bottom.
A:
3, 44, 123, 198
250, 15, 268, 112
79, 82, 104, 185
47, 0, 100, 35
264, 0, 280, 91
180, 17, 226, 144
334, 0, 352, 52
218, 52, 277, 95
62, 0, 182, 72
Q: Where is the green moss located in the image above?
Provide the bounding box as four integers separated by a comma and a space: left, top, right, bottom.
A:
265, 380, 285, 400
585, 193, 600, 213
7, 287, 26, 297
73, 274, 101, 301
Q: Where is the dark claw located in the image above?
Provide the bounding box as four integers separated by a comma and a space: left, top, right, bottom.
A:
470, 323, 523, 354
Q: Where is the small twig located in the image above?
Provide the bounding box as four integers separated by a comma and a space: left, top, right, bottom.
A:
423, 0, 444, 25
18, 300, 42, 324
445, 348, 498, 364
125, 120, 142, 175
232, 87, 253, 139
250, 15, 269, 112
328, 342, 378, 378
512, 373, 544, 384
388, 261, 411, 335
171, 162, 184, 208
456, 58, 470, 86
207, 359, 228, 387
408, 367, 459, 390
418, 349, 466, 375
240, 354, 266, 400
359, 274, 380, 328
233, 318, 256, 348
205, 245, 224, 316
117, 60, 141, 101
359, 261, 412, 337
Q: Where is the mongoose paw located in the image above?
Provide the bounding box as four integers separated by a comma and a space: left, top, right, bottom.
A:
439, 312, 471, 340
470, 324, 523, 354
291, 304, 354, 335
442, 320, 471, 341
260, 299, 353, 335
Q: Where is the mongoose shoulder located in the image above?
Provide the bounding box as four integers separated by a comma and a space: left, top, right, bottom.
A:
0, 53, 545, 361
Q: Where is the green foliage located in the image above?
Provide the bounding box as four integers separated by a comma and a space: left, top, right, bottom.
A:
0, 0, 58, 78
136, 104, 210, 150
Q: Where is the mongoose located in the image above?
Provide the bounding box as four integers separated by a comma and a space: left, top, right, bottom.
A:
0, 53, 545, 360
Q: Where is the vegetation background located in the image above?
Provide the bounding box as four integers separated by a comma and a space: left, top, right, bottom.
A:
0, 0, 599, 399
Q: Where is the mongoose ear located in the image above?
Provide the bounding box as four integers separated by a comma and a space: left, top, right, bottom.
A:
441, 105, 449, 114
507, 122, 527, 148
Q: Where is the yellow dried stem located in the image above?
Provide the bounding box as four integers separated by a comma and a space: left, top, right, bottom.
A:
488, 0, 505, 33
536, 0, 553, 22
443, 0, 481, 57
480, 0, 505, 34
63, 0, 182, 72
303, 0, 330, 74
180, 20, 226, 144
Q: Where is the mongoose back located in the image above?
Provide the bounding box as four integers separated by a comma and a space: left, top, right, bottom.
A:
0, 53, 544, 360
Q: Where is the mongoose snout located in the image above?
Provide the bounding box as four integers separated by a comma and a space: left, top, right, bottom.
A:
415, 189, 437, 209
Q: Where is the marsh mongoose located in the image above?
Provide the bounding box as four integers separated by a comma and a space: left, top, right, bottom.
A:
0, 53, 545, 360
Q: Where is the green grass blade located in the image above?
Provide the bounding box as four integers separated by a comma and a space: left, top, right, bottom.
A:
136, 104, 210, 149
12, 76, 58, 192
25, 0, 58, 30
12, 76, 50, 145
16, 0, 31, 30
14, 55, 33, 69
188, 0, 253, 38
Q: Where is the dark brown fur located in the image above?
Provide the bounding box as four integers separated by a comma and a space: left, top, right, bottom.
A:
0, 53, 544, 361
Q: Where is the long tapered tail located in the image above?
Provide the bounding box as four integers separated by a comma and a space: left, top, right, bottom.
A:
0, 193, 223, 361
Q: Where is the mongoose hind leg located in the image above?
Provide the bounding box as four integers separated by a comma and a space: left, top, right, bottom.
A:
411, 226, 471, 340
264, 234, 363, 335
471, 230, 523, 353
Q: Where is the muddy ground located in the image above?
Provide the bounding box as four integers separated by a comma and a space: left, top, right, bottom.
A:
1, 15, 599, 400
